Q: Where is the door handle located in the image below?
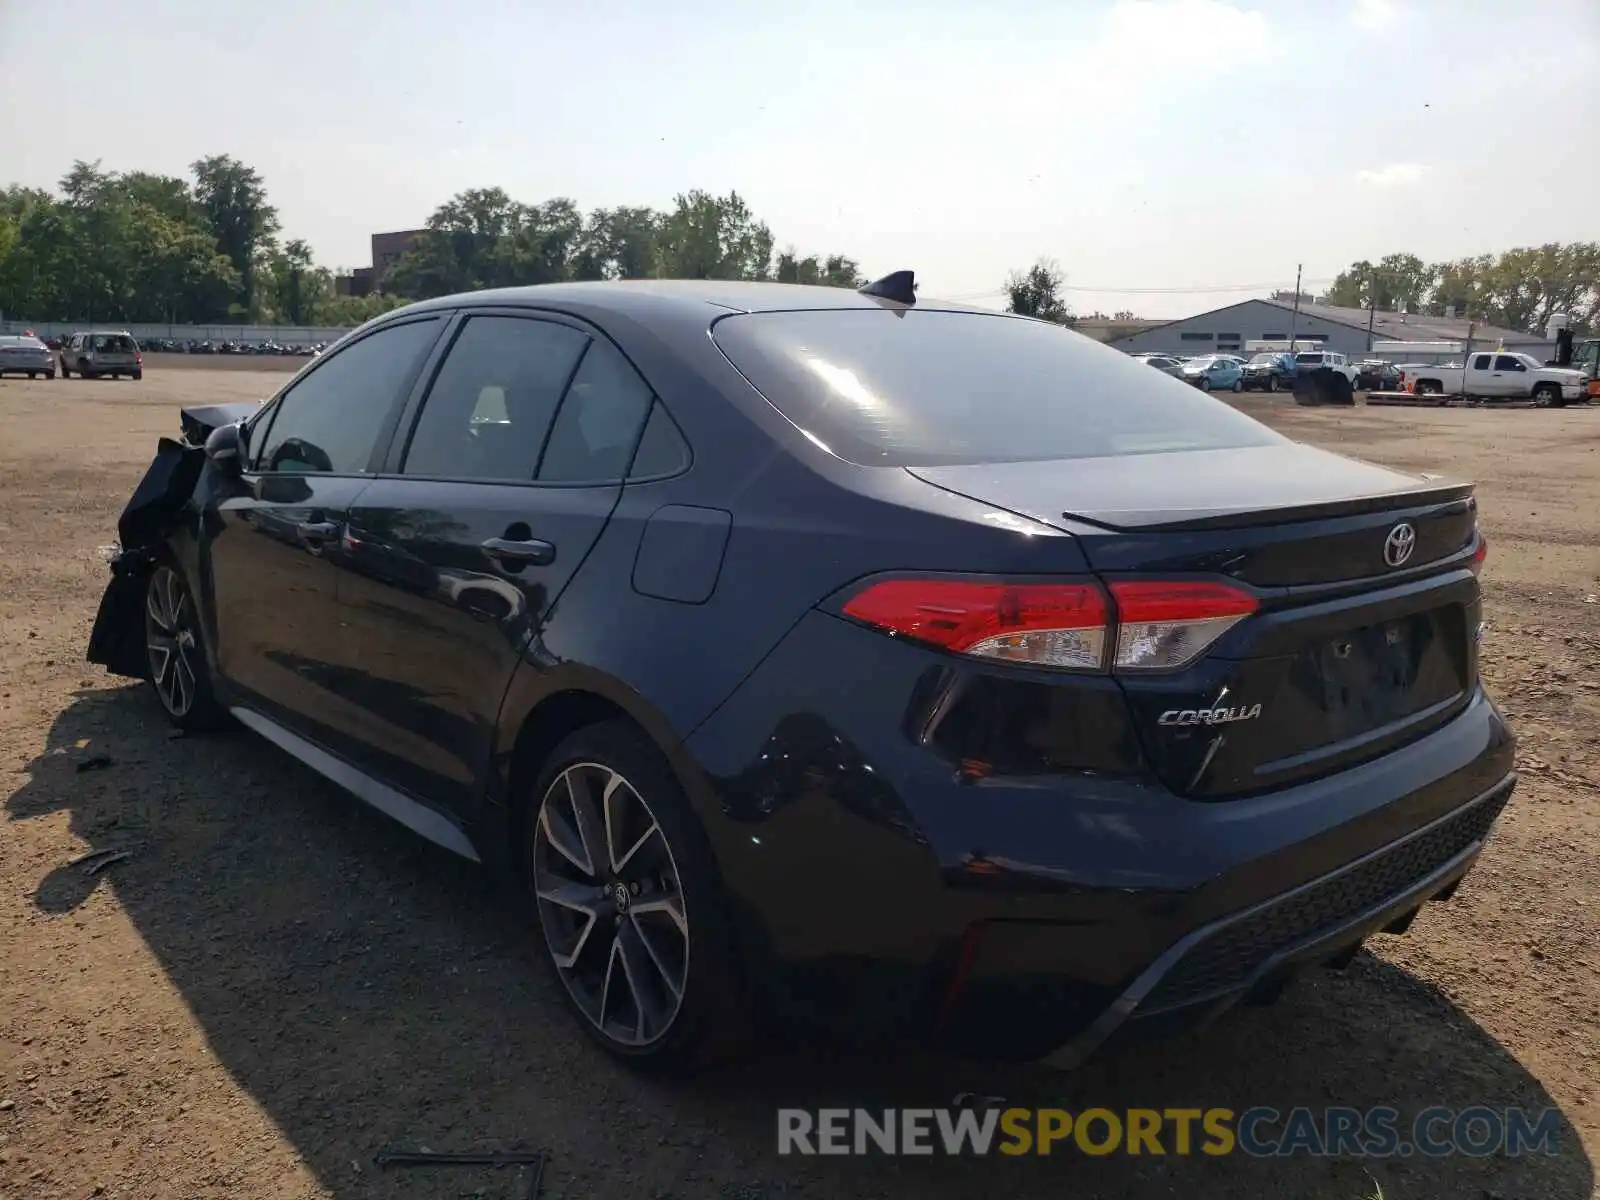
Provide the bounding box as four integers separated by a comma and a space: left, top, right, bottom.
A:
482, 537, 555, 566
296, 520, 341, 543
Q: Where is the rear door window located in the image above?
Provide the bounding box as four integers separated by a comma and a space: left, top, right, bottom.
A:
1494, 355, 1524, 371
538, 338, 656, 483
1472, 354, 1493, 369
401, 315, 589, 482
712, 309, 1280, 467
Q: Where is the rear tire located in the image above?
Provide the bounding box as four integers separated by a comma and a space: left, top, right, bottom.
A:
132, 370, 143, 381
143, 563, 227, 732
1414, 380, 1441, 396
59, 363, 71, 379
525, 720, 748, 1071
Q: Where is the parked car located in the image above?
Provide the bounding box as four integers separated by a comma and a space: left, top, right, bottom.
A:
1355, 361, 1402, 391
1241, 351, 1295, 393
59, 331, 143, 380
0, 334, 57, 379
1406, 351, 1585, 406
1180, 354, 1244, 391
1291, 350, 1357, 385
87, 278, 1513, 1068
1133, 353, 1186, 378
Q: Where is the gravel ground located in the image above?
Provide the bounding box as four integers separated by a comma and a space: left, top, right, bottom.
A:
1, 370, 1597, 1200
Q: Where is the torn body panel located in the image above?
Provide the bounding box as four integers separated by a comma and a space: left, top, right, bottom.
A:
85, 408, 235, 679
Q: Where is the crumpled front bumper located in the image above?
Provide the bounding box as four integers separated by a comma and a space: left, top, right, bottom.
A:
86, 547, 156, 679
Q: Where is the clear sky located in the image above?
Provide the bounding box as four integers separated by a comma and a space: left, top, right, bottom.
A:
1, 0, 1595, 317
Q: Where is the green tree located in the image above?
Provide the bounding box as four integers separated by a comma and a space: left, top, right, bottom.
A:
1325, 253, 1436, 311
774, 249, 866, 287
1005, 258, 1072, 323
653, 190, 773, 280
191, 154, 279, 316
572, 206, 660, 280
1475, 243, 1600, 333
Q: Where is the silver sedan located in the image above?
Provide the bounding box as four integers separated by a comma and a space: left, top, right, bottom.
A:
0, 336, 57, 379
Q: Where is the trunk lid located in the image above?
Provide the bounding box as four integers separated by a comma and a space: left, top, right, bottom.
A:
910, 445, 1482, 798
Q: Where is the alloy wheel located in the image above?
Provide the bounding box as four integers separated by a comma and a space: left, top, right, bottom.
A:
145, 566, 198, 718
531, 761, 690, 1048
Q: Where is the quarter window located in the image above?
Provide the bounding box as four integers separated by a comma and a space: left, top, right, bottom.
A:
401, 316, 589, 482
254, 318, 440, 474
627, 402, 692, 479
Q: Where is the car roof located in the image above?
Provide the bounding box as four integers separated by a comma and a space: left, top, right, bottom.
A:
397, 279, 992, 320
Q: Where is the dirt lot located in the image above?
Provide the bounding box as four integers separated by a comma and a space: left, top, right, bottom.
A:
1, 370, 1597, 1200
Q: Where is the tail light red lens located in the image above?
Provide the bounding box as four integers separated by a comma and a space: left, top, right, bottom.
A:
841, 579, 1109, 670
1470, 530, 1487, 574
841, 576, 1259, 673
1107, 580, 1258, 671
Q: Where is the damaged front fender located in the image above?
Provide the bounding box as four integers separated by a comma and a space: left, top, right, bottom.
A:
85, 436, 209, 679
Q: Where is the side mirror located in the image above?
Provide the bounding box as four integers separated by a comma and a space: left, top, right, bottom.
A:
205, 421, 246, 477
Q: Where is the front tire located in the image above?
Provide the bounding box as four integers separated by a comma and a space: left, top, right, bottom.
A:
1231, 378, 1243, 392
1531, 383, 1562, 408
1198, 378, 1211, 391
526, 721, 745, 1069
144, 564, 226, 731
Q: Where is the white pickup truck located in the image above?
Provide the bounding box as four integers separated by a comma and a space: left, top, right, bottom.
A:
1406, 351, 1586, 407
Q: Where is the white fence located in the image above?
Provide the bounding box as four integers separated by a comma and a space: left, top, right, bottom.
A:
0, 320, 354, 343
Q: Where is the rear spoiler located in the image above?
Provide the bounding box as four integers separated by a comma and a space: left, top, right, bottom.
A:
1064, 481, 1475, 533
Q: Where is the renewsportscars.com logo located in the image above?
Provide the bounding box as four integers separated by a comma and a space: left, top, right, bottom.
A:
777, 1106, 1563, 1158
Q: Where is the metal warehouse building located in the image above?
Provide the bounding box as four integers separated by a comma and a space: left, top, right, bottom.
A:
1107, 298, 1550, 359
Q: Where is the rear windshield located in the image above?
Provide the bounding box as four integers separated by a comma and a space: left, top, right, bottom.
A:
92, 334, 136, 352
1295, 352, 1325, 364
712, 309, 1281, 467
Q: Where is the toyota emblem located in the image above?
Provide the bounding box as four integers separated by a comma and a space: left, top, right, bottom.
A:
1383, 522, 1416, 568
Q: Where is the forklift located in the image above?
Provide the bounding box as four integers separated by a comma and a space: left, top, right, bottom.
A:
1572, 337, 1600, 400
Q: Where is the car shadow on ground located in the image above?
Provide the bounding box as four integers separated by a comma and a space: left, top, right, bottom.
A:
8, 686, 1595, 1200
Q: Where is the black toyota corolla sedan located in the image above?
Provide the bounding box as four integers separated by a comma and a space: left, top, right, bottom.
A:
87, 275, 1515, 1068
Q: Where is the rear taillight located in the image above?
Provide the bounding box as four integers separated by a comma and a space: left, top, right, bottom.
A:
1470, 530, 1487, 574
1107, 580, 1258, 671
840, 577, 1258, 673
135, 350, 143, 363
841, 579, 1108, 670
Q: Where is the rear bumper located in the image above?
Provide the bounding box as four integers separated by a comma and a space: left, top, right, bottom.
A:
685, 610, 1516, 1059
1043, 772, 1510, 1066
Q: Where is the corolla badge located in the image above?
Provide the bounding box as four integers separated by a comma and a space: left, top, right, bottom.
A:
1159, 704, 1263, 727
1383, 522, 1417, 567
